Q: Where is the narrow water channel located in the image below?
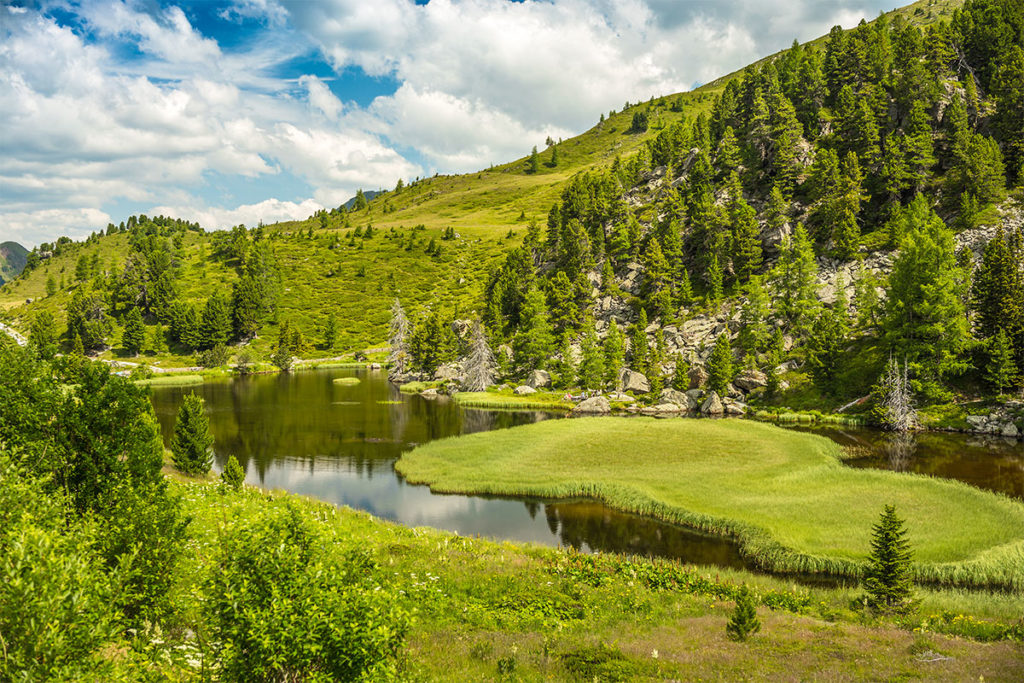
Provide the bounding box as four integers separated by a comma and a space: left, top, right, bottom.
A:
149, 368, 1024, 572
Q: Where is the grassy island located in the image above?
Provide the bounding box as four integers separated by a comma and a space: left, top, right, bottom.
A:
396, 418, 1024, 590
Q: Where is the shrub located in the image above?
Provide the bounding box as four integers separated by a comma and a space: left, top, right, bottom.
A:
198, 343, 231, 368
221, 455, 245, 490
204, 502, 409, 681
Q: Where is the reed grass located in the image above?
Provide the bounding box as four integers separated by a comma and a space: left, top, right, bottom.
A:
453, 391, 572, 411
396, 418, 1024, 591
134, 374, 204, 387
332, 377, 361, 385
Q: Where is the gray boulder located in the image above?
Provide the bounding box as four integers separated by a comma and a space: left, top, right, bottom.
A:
607, 391, 636, 403
688, 365, 708, 390
513, 385, 537, 395
734, 370, 768, 392
527, 369, 551, 389
433, 363, 463, 382
421, 388, 439, 399
619, 369, 650, 393
572, 396, 611, 415
701, 392, 724, 416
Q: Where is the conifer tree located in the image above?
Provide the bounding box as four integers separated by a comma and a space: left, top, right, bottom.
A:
200, 292, 231, 350
322, 313, 337, 351
985, 330, 1019, 394
726, 586, 761, 642
221, 455, 245, 491
806, 306, 849, 396
528, 146, 540, 174
171, 392, 214, 476
603, 320, 625, 387
738, 276, 771, 356
552, 332, 576, 389
514, 287, 556, 372
862, 505, 915, 615
121, 306, 145, 357
151, 323, 168, 354
706, 254, 724, 307
630, 309, 650, 375
773, 223, 819, 337
706, 332, 734, 394
731, 199, 762, 284
882, 197, 968, 379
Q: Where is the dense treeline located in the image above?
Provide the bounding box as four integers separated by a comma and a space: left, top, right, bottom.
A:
479, 0, 1024, 402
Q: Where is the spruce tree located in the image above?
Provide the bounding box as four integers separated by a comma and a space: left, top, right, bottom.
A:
726, 585, 761, 642
528, 146, 540, 174
738, 276, 771, 356
706, 333, 734, 394
602, 320, 625, 387
985, 329, 1018, 394
773, 223, 819, 338
630, 309, 650, 375
221, 454, 245, 491
171, 392, 214, 476
806, 307, 849, 396
200, 292, 231, 350
706, 254, 724, 307
514, 287, 555, 373
122, 306, 145, 357
862, 504, 915, 615
322, 313, 337, 351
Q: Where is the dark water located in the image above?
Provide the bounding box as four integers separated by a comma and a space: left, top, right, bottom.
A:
782, 425, 1024, 500
150, 369, 748, 569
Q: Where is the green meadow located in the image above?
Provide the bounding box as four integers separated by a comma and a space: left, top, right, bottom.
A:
397, 418, 1024, 590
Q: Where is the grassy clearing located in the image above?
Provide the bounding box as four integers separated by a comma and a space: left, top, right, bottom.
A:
397, 418, 1024, 590
161, 480, 1024, 680
454, 390, 572, 411
133, 374, 204, 388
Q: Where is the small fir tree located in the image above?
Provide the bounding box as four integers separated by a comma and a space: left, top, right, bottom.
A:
221, 455, 245, 491
706, 333, 734, 394
171, 393, 214, 476
726, 586, 761, 642
322, 313, 337, 351
528, 146, 540, 174
862, 505, 916, 615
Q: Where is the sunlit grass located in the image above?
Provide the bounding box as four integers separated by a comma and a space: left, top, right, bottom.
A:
397, 418, 1024, 590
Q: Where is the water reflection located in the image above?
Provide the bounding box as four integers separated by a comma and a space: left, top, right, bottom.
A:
149, 369, 746, 566
785, 424, 1024, 499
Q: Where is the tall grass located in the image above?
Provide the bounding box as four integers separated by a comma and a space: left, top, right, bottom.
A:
396, 418, 1024, 591
134, 374, 204, 387
453, 391, 571, 411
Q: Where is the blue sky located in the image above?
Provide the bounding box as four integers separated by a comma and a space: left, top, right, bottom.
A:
1, 0, 897, 247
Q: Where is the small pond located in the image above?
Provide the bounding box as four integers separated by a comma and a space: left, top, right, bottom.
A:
150, 369, 1024, 571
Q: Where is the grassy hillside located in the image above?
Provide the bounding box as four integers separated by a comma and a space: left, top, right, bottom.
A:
0, 241, 28, 285
0, 0, 967, 363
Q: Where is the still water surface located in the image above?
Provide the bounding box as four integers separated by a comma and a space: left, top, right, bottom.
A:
150, 368, 1024, 570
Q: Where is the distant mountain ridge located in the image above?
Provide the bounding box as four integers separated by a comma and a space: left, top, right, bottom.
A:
0, 241, 28, 285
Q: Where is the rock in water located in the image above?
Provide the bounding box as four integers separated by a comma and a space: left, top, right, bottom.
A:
572, 396, 611, 414
701, 392, 724, 415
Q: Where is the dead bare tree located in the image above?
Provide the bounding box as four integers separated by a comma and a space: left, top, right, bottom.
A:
462, 320, 496, 391
388, 299, 410, 378
878, 355, 917, 432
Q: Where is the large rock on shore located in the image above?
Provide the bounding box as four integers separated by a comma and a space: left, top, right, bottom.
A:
527, 369, 551, 389
513, 385, 537, 395
734, 370, 768, 391
619, 369, 650, 393
572, 396, 611, 414
701, 391, 724, 415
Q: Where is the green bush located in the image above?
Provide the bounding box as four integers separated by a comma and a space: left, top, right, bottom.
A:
204, 501, 409, 681
220, 455, 245, 490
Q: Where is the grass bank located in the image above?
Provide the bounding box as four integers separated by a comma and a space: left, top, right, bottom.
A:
454, 390, 573, 411
160, 481, 1024, 680
133, 374, 204, 388
396, 418, 1024, 590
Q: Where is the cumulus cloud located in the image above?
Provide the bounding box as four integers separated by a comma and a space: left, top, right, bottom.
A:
2, 0, 898, 246
1, 208, 112, 245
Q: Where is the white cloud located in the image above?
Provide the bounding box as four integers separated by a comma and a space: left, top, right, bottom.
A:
1, 207, 112, 245
148, 197, 324, 231
299, 75, 343, 120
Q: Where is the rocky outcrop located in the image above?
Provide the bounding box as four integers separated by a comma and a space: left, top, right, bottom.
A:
434, 363, 463, 383
965, 402, 1022, 438
513, 385, 537, 395
572, 396, 611, 415
734, 370, 768, 391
